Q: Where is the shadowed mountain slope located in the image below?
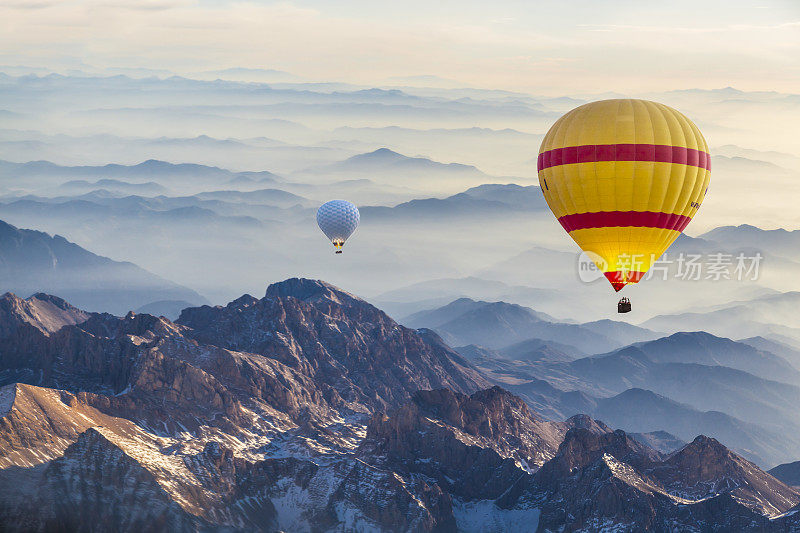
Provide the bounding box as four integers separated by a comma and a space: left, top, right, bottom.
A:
0, 219, 206, 315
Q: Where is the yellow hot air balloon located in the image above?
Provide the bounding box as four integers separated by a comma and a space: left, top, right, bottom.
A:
537, 99, 710, 292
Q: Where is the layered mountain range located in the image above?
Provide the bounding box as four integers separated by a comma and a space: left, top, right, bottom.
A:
0, 219, 206, 315
1, 279, 798, 532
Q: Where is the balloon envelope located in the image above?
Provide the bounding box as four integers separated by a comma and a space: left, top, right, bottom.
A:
537, 99, 710, 291
316, 200, 360, 249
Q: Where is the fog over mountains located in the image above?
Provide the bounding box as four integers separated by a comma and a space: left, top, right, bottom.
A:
2, 69, 800, 531
0, 219, 205, 314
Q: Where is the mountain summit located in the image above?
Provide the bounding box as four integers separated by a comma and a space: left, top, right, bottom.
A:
177, 278, 489, 411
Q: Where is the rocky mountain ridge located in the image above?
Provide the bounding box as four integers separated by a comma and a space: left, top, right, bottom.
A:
0, 279, 798, 531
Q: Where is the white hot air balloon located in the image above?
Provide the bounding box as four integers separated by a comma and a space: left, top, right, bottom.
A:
316, 200, 360, 253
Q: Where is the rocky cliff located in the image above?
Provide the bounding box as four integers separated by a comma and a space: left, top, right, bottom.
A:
0, 279, 797, 532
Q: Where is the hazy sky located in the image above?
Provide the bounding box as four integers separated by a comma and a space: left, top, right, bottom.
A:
1, 0, 797, 94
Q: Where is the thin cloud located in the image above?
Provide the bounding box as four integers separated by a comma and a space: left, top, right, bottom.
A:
579, 21, 800, 33
94, 0, 194, 10
0, 1, 796, 94
1, 0, 60, 9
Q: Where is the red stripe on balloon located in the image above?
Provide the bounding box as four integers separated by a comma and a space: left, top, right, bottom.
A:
604, 271, 645, 292
557, 211, 692, 232
537, 144, 711, 171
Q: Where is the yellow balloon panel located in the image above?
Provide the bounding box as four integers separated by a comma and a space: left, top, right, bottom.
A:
537, 99, 711, 292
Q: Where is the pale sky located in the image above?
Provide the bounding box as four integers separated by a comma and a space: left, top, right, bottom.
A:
0, 0, 798, 94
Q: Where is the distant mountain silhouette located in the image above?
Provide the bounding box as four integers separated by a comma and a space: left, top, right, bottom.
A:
700, 224, 800, 261
643, 292, 800, 344
618, 331, 800, 383
330, 147, 484, 174
769, 461, 800, 487
581, 319, 662, 347
456, 340, 578, 367
465, 329, 800, 467
361, 183, 547, 221
500, 337, 585, 362
58, 179, 169, 195
740, 336, 800, 369
628, 430, 686, 455
194, 188, 308, 208
196, 67, 301, 83
448, 183, 547, 210
713, 144, 800, 170
404, 298, 653, 353
711, 154, 791, 175
0, 219, 205, 314
0, 159, 280, 189
0, 196, 267, 230
477, 245, 576, 286
587, 388, 797, 468
563, 344, 800, 432
506, 377, 800, 468
404, 297, 555, 329
227, 173, 280, 188
375, 276, 569, 319
305, 148, 491, 191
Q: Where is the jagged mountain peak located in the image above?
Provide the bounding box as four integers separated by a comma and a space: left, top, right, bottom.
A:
470, 384, 532, 409
683, 434, 729, 451
6, 425, 209, 531
0, 291, 90, 338
174, 294, 259, 322
174, 279, 489, 411
525, 421, 799, 530
227, 293, 260, 309
121, 309, 183, 335
414, 327, 451, 348
655, 435, 800, 516
527, 427, 663, 497
564, 413, 613, 434
664, 434, 750, 479
264, 277, 363, 307
363, 386, 568, 502
554, 427, 662, 470
26, 292, 77, 310
408, 385, 543, 434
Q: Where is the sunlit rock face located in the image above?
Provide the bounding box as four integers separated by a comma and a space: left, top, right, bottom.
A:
0, 279, 797, 532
